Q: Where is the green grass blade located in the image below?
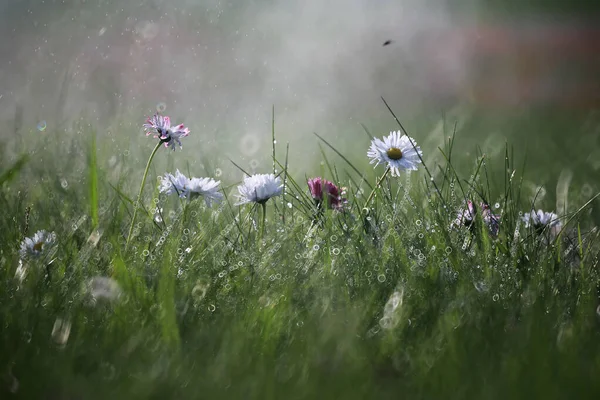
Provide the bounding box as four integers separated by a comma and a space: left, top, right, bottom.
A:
0, 154, 29, 187
89, 130, 99, 228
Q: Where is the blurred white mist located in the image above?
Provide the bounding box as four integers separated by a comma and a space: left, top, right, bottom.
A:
0, 0, 598, 169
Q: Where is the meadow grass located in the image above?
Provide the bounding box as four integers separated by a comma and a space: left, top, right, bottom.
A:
1, 104, 600, 400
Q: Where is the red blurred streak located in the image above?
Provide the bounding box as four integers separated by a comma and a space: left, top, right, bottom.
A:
453, 25, 600, 55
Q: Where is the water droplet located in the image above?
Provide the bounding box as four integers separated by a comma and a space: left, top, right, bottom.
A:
415, 220, 422, 226
365, 271, 372, 277
208, 304, 216, 312
445, 246, 453, 254
332, 248, 340, 255
156, 102, 167, 112
37, 120, 47, 132
60, 179, 68, 189
377, 274, 386, 283
214, 168, 222, 177
474, 281, 487, 293
312, 245, 320, 251
492, 293, 499, 302
240, 134, 260, 156
494, 202, 500, 209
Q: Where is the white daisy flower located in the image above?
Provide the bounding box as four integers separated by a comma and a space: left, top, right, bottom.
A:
159, 171, 223, 207
143, 113, 190, 151
367, 131, 423, 176
19, 230, 57, 259
523, 209, 562, 231
159, 170, 189, 198
188, 177, 223, 207
236, 173, 283, 205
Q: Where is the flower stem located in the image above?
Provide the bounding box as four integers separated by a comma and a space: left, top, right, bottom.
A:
259, 202, 267, 245
126, 141, 162, 249
364, 167, 391, 209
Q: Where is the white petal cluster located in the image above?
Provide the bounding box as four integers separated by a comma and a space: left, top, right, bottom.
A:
367, 131, 422, 176
236, 174, 283, 205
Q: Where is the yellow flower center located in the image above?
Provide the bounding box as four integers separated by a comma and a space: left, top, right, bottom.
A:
33, 241, 44, 252
386, 147, 403, 160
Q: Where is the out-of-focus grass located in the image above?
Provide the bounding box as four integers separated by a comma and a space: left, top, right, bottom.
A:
0, 104, 599, 400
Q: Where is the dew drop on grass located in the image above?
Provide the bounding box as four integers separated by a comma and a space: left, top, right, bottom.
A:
313, 245, 320, 251
215, 168, 222, 177
415, 220, 422, 226
445, 246, 453, 254
492, 294, 500, 302
37, 120, 47, 132
474, 281, 487, 293
208, 304, 216, 312
142, 249, 150, 257
156, 102, 167, 112
581, 183, 593, 198
332, 248, 340, 256
183, 229, 190, 235
377, 274, 386, 283
60, 179, 68, 189
287, 202, 292, 208
365, 271, 372, 277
